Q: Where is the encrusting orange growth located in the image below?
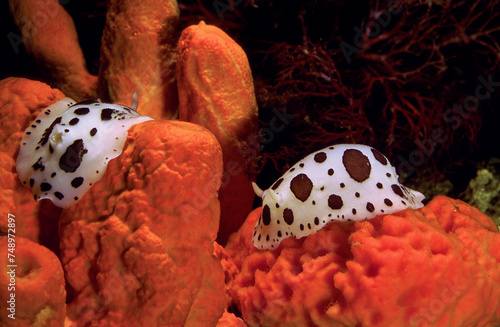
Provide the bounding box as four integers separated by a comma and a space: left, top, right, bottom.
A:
98, 0, 180, 120
227, 196, 500, 327
177, 22, 259, 245
214, 241, 240, 304
216, 309, 247, 327
0, 237, 66, 326
0, 78, 63, 251
59, 120, 227, 326
8, 0, 97, 100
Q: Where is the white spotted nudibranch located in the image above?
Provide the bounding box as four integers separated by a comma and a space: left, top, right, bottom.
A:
252, 144, 425, 249
16, 94, 153, 208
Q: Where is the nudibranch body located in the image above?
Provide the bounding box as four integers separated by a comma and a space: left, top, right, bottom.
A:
252, 144, 425, 249
16, 95, 153, 208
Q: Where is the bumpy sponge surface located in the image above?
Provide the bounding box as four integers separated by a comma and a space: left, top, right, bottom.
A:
227, 196, 500, 327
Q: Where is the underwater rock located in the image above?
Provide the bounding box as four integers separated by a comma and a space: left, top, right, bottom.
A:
177, 22, 259, 246
0, 236, 66, 326
59, 120, 226, 326
0, 78, 63, 251
227, 196, 500, 326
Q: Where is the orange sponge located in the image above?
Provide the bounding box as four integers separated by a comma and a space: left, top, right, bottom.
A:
227, 196, 500, 326
0, 236, 65, 326
98, 0, 179, 120
8, 0, 97, 100
177, 22, 259, 245
60, 120, 227, 326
